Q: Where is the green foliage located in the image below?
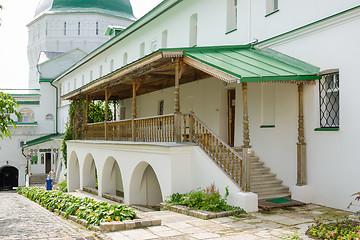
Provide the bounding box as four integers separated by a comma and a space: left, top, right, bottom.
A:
58, 179, 68, 192
166, 184, 245, 213
16, 187, 136, 228
0, 91, 21, 139
88, 101, 113, 123
307, 218, 360, 239
60, 123, 72, 168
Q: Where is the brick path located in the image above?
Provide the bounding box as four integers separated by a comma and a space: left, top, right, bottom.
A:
0, 191, 96, 240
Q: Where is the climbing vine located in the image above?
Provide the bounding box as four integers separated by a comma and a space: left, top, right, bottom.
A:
60, 100, 113, 168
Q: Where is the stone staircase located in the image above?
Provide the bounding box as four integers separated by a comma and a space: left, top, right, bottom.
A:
30, 174, 47, 185
233, 147, 291, 200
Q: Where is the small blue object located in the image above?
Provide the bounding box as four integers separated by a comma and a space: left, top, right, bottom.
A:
45, 178, 53, 190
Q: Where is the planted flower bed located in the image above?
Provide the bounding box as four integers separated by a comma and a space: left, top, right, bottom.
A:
162, 184, 246, 219
305, 218, 360, 240
16, 187, 160, 231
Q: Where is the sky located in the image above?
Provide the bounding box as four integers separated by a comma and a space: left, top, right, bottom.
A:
0, 0, 163, 89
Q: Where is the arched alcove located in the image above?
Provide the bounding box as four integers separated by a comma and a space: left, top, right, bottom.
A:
129, 162, 163, 206
101, 157, 124, 197
68, 151, 80, 192
0, 166, 18, 190
82, 154, 98, 189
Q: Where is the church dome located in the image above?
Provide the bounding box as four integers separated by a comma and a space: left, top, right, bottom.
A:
34, 0, 135, 20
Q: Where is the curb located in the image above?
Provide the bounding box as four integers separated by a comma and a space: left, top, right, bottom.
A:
55, 210, 161, 232
160, 203, 244, 220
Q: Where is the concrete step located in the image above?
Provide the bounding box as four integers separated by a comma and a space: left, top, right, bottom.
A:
251, 167, 271, 174
250, 185, 289, 194
251, 161, 265, 169
258, 192, 291, 200
251, 179, 283, 187
250, 172, 277, 180
30, 174, 47, 184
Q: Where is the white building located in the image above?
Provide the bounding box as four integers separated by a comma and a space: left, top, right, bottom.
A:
3, 0, 359, 213
0, 0, 135, 188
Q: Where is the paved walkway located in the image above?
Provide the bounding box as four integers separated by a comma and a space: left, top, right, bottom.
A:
0, 190, 354, 240
0, 191, 97, 240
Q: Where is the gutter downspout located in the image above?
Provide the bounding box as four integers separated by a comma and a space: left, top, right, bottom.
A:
50, 81, 59, 134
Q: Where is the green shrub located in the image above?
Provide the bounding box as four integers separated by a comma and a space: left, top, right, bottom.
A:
166, 184, 245, 213
16, 187, 136, 228
58, 179, 67, 192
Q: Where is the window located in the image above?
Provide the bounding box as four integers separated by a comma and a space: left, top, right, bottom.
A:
110, 59, 114, 72
158, 100, 164, 115
74, 78, 77, 89
151, 40, 158, 52
82, 75, 85, 85
90, 71, 93, 81
162, 30, 168, 48
99, 65, 103, 77
319, 71, 339, 128
140, 42, 145, 57
46, 22, 48, 36
78, 22, 81, 35
226, 0, 237, 32
266, 0, 278, 14
189, 14, 198, 46
123, 52, 128, 65
68, 82, 71, 92
96, 22, 99, 35
64, 22, 67, 35
18, 109, 34, 123
46, 114, 54, 120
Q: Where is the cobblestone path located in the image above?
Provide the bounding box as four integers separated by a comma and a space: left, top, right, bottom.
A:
0, 191, 96, 240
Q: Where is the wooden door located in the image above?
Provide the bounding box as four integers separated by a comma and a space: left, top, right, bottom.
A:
228, 89, 236, 146
45, 153, 51, 173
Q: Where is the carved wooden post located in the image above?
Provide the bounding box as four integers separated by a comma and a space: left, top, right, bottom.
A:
85, 95, 89, 124
174, 58, 182, 143
241, 82, 251, 192
104, 89, 109, 140
297, 83, 307, 186
113, 100, 117, 121
132, 80, 137, 142
189, 110, 194, 142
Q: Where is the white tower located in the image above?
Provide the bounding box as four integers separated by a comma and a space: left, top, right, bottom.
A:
27, 0, 135, 88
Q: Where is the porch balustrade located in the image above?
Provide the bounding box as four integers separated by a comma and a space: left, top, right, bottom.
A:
85, 112, 243, 188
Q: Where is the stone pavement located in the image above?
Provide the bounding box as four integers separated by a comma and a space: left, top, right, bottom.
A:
0, 190, 355, 240
0, 191, 97, 240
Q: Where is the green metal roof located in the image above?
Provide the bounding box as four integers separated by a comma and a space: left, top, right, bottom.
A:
173, 45, 321, 82
22, 133, 63, 149
35, 0, 135, 19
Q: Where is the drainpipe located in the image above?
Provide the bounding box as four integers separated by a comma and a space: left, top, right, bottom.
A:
50, 81, 59, 134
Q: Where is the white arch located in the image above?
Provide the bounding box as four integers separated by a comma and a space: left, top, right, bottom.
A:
82, 153, 97, 190
100, 156, 124, 197
129, 161, 163, 206
67, 151, 80, 192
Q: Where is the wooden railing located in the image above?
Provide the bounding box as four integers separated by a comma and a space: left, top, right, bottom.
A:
86, 112, 243, 188
183, 113, 243, 186
86, 114, 174, 142
135, 114, 174, 142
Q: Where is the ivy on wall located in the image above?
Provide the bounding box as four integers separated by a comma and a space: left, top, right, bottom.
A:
61, 100, 113, 168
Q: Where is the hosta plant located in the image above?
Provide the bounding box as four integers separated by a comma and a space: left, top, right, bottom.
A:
17, 187, 136, 228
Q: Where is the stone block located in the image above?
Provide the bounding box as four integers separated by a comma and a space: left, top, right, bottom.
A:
151, 219, 161, 226
123, 220, 135, 230
100, 222, 113, 232
112, 222, 125, 231
134, 219, 142, 228
141, 220, 152, 227
68, 215, 77, 222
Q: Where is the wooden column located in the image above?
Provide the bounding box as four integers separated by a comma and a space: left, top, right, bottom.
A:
174, 59, 181, 143
104, 89, 109, 140
85, 95, 89, 123
241, 82, 251, 192
132, 80, 137, 142
113, 100, 117, 121
297, 83, 307, 186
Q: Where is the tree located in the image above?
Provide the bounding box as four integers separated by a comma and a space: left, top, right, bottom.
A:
0, 91, 21, 139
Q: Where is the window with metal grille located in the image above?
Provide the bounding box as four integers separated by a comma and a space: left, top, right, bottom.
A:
319, 72, 339, 127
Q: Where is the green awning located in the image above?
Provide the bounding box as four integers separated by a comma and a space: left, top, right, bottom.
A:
22, 133, 63, 149
170, 44, 321, 82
